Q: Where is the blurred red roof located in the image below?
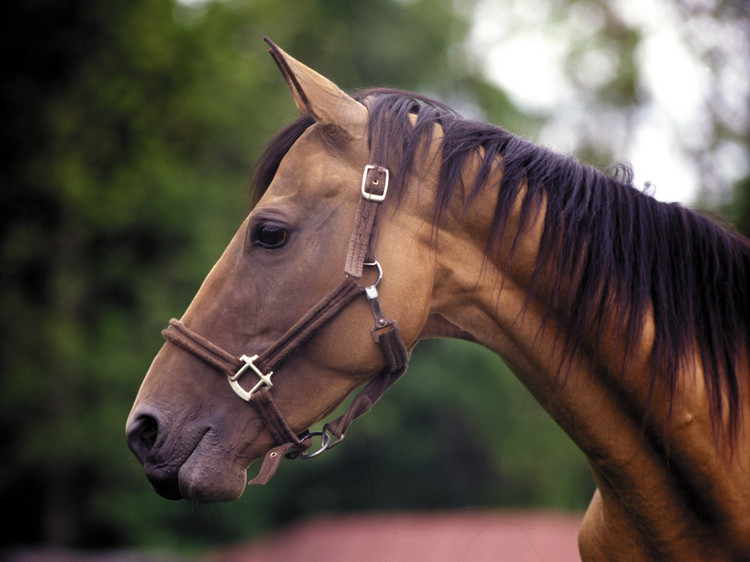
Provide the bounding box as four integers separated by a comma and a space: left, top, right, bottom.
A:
210, 511, 582, 562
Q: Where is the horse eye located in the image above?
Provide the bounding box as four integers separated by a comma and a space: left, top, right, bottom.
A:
253, 224, 288, 249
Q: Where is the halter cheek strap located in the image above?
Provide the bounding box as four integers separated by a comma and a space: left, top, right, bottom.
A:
161, 164, 410, 485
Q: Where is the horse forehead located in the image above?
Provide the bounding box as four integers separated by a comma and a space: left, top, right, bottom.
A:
270, 135, 365, 199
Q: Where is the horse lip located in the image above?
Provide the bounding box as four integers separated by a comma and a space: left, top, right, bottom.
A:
142, 459, 186, 500
177, 425, 257, 502
133, 410, 257, 502
141, 426, 211, 501
148, 475, 183, 500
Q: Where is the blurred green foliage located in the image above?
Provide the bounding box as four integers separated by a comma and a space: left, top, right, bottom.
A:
1, 0, 748, 555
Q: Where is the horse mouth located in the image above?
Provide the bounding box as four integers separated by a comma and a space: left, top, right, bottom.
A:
141, 452, 248, 503
128, 401, 265, 503
129, 419, 246, 502
139, 444, 197, 501
142, 431, 249, 503
147, 474, 183, 500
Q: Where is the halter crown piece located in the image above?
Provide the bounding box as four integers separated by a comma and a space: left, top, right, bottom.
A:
161, 163, 410, 484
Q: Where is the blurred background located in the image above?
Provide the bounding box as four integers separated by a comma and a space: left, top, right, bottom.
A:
1, 0, 748, 558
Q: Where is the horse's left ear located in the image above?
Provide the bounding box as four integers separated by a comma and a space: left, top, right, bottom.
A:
264, 37, 368, 139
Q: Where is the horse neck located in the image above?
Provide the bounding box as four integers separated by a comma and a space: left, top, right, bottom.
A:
422, 151, 679, 462
420, 150, 750, 558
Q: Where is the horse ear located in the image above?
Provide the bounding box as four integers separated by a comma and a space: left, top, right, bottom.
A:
264, 37, 368, 138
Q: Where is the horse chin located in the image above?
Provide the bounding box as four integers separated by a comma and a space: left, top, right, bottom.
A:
176, 447, 248, 503
142, 447, 248, 503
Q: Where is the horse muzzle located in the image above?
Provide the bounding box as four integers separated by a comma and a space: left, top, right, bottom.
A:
126, 406, 249, 502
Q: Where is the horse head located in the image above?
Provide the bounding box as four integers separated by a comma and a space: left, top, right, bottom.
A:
126, 40, 438, 502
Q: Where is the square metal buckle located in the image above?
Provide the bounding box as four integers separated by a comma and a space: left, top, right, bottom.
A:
361, 164, 389, 202
227, 354, 273, 401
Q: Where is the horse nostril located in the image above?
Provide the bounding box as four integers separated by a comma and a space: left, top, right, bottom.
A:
139, 417, 158, 446
127, 413, 160, 460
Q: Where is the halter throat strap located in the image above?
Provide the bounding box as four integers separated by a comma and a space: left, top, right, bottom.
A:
161, 163, 410, 485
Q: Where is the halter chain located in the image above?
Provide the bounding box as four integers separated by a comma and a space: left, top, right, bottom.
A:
161, 163, 410, 485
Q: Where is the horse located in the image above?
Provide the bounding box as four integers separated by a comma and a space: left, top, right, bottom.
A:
127, 38, 750, 560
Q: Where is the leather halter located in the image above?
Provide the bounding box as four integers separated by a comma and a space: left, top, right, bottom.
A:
161, 164, 410, 485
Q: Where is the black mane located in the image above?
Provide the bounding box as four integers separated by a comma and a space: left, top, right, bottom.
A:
252, 88, 750, 445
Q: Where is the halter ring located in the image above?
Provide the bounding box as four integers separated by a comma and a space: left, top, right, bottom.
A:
363, 260, 383, 288
288, 425, 346, 460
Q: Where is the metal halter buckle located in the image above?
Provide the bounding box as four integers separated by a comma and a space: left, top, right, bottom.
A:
361, 164, 389, 202
227, 354, 273, 401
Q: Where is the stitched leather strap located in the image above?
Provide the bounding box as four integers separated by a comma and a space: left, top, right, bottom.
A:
345, 165, 388, 278
254, 277, 364, 373
163, 318, 241, 379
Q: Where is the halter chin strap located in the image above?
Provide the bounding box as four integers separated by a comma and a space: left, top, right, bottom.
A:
161, 163, 410, 485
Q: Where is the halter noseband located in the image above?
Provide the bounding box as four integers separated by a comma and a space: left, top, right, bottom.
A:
161, 163, 410, 485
